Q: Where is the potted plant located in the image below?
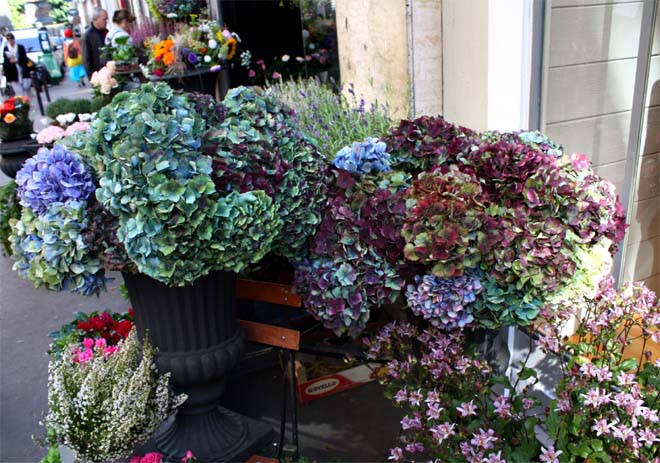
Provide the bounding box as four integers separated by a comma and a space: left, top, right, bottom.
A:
10, 82, 328, 461
0, 95, 38, 178
45, 328, 186, 463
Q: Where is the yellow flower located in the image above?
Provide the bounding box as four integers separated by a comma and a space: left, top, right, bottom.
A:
3, 113, 16, 124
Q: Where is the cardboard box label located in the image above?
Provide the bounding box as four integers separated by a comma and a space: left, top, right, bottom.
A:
297, 363, 377, 403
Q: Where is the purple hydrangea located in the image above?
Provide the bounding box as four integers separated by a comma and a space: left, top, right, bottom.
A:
15, 144, 96, 215
405, 272, 483, 330
333, 137, 392, 175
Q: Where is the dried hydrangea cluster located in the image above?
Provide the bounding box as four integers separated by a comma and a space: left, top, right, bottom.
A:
405, 272, 482, 330
11, 83, 329, 289
294, 168, 409, 336
297, 114, 625, 336
46, 330, 186, 463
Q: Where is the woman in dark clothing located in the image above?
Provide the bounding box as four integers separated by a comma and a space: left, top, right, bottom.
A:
2, 32, 30, 95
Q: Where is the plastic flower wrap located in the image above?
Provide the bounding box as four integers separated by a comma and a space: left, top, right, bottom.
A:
333, 137, 392, 174
15, 145, 96, 214
203, 86, 328, 259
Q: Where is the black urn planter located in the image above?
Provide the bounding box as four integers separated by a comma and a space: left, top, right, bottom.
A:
0, 137, 39, 178
149, 67, 230, 99
122, 270, 273, 462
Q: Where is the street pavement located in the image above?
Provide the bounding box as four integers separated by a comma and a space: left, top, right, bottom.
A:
0, 76, 402, 462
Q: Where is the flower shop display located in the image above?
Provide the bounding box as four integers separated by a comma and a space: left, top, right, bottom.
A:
36, 113, 92, 145
143, 19, 240, 91
294, 115, 626, 338
45, 328, 186, 463
10, 82, 328, 461
147, 0, 206, 20
0, 95, 32, 141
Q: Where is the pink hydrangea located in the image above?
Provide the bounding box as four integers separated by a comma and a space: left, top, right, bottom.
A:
63, 121, 90, 137
36, 125, 65, 144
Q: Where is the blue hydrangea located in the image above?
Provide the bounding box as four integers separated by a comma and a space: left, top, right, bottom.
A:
10, 201, 106, 296
15, 144, 96, 215
333, 137, 392, 175
517, 131, 563, 157
405, 272, 483, 330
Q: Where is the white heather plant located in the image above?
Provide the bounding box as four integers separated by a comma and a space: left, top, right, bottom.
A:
46, 329, 186, 463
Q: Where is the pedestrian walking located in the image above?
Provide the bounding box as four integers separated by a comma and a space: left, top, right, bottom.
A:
83, 8, 108, 77
2, 32, 31, 96
63, 28, 86, 87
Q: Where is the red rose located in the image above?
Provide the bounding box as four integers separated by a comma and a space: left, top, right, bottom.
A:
111, 333, 121, 344
77, 320, 90, 332
128, 308, 134, 319
153, 68, 164, 77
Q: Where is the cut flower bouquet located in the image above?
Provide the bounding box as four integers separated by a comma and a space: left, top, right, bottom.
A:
144, 20, 241, 77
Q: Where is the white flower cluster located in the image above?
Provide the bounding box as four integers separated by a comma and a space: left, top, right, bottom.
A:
46, 329, 187, 463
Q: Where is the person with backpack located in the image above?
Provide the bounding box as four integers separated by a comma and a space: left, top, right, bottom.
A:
63, 28, 86, 87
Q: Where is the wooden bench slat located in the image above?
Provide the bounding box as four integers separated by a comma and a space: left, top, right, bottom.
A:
239, 319, 300, 351
236, 278, 302, 308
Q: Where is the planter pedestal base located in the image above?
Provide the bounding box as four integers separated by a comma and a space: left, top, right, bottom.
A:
156, 407, 274, 462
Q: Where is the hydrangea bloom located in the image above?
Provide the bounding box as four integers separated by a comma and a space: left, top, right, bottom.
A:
36, 125, 65, 144
63, 121, 91, 137
10, 202, 106, 296
15, 144, 96, 215
333, 137, 392, 174
406, 272, 482, 330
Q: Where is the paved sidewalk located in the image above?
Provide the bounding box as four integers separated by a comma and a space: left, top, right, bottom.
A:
0, 77, 402, 462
